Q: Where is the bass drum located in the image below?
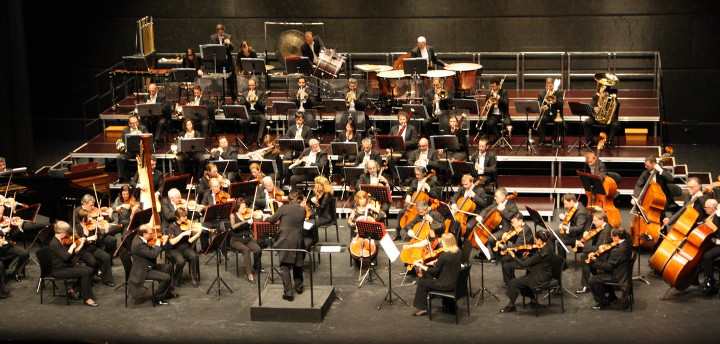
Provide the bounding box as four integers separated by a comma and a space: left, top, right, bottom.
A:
313, 49, 345, 79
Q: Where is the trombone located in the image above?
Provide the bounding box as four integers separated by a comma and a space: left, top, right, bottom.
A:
533, 78, 561, 131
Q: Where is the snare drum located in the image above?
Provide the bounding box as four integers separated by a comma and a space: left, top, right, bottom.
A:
445, 63, 483, 93
422, 70, 456, 93
313, 49, 346, 79
377, 70, 409, 98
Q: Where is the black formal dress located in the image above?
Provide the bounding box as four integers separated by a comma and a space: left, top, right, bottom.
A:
413, 250, 462, 310
506, 243, 554, 303
536, 89, 565, 145
237, 89, 268, 143
49, 237, 95, 300
583, 95, 620, 146
588, 239, 632, 306
76, 227, 114, 284
468, 150, 498, 186
484, 89, 511, 142
266, 202, 307, 298
128, 235, 173, 300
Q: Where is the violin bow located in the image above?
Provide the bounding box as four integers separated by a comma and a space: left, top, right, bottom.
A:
3, 174, 11, 199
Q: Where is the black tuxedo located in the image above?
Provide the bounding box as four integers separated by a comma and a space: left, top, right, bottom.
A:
633, 168, 676, 212
209, 33, 237, 100
291, 87, 316, 109
413, 250, 461, 310
499, 223, 536, 285
469, 150, 497, 186
301, 36, 325, 63
160, 198, 182, 229
410, 45, 446, 69
556, 203, 592, 260
404, 176, 440, 200
345, 88, 368, 111
389, 123, 419, 151
479, 200, 520, 251
589, 239, 632, 306
536, 89, 565, 144
128, 235, 173, 300
407, 148, 440, 172
285, 125, 314, 147
209, 145, 239, 182
238, 89, 268, 143
266, 202, 307, 297
355, 149, 383, 167
422, 88, 453, 116
583, 94, 620, 144
484, 88, 511, 140
506, 243, 554, 303
579, 222, 614, 287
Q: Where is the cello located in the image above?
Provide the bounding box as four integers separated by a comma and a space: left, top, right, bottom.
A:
586, 132, 621, 227
398, 170, 436, 229
349, 206, 380, 264
651, 179, 720, 290
470, 191, 517, 249
400, 217, 434, 269
453, 178, 483, 236
629, 146, 674, 250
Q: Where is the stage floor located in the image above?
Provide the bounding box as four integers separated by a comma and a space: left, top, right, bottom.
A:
2, 208, 720, 343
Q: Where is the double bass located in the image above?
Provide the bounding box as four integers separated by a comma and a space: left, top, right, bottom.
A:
629, 146, 674, 250
650, 179, 720, 290
398, 170, 436, 229
585, 132, 620, 227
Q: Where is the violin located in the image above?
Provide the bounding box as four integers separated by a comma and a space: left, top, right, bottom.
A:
494, 224, 524, 252
585, 241, 619, 263
559, 206, 577, 234
146, 227, 165, 246
179, 220, 214, 233
214, 191, 232, 203
60, 233, 83, 246
573, 226, 605, 252
121, 196, 141, 212
86, 219, 111, 234
0, 216, 24, 228
503, 243, 542, 256
270, 188, 285, 201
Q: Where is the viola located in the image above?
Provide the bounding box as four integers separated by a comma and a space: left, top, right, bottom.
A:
494, 224, 524, 252
573, 225, 606, 252
60, 233, 83, 246
503, 243, 542, 256
559, 206, 577, 234
585, 241, 619, 263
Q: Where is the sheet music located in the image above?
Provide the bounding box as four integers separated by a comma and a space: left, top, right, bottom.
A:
320, 245, 342, 253
474, 232, 492, 260
380, 234, 400, 262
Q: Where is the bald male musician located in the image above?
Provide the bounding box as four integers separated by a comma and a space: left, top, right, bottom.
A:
138, 83, 172, 139
407, 138, 440, 172
410, 36, 445, 69
301, 31, 325, 65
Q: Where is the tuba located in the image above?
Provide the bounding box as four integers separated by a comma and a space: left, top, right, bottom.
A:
593, 73, 619, 125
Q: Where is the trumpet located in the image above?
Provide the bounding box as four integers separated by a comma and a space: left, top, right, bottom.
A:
346, 90, 356, 111
298, 86, 308, 112
247, 90, 258, 111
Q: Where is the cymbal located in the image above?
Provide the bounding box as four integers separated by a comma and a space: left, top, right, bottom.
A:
276, 30, 304, 66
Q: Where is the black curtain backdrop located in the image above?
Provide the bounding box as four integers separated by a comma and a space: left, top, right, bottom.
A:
1, 0, 34, 169
14, 1, 720, 145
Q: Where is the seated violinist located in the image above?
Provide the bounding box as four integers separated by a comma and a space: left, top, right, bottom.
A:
437, 113, 468, 161
497, 213, 535, 286
197, 163, 230, 204
76, 209, 115, 287
166, 208, 201, 287
113, 185, 139, 231
228, 199, 262, 283
700, 199, 720, 296
128, 224, 175, 306
500, 230, 553, 313
410, 233, 461, 317
253, 176, 285, 212
161, 188, 186, 229
198, 178, 232, 253
473, 187, 519, 260
556, 193, 592, 263
576, 209, 614, 294
399, 200, 444, 244
587, 227, 633, 310
0, 216, 29, 283
450, 174, 488, 241
356, 160, 392, 215
74, 194, 120, 245
48, 221, 98, 307
209, 136, 238, 183
248, 163, 265, 183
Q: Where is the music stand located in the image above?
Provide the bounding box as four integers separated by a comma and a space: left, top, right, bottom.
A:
272, 101, 297, 116
161, 174, 191, 198
514, 100, 540, 155
449, 161, 478, 180
285, 56, 312, 75
277, 138, 305, 154
254, 222, 281, 286
200, 44, 228, 74
401, 104, 429, 119
202, 201, 234, 223
291, 166, 320, 192
335, 111, 366, 132
127, 208, 153, 232
178, 137, 205, 153
204, 229, 233, 299
342, 167, 365, 199
172, 68, 198, 90
137, 103, 163, 118
13, 203, 40, 223
567, 101, 594, 154
248, 159, 278, 177
576, 171, 606, 208
181, 105, 208, 122
222, 105, 249, 148
525, 205, 577, 299
331, 142, 358, 165
403, 57, 428, 76
240, 58, 266, 76
122, 55, 150, 72
376, 135, 405, 172
395, 166, 417, 188
454, 98, 480, 114
124, 134, 144, 154
229, 180, 259, 200
210, 159, 238, 178
355, 220, 386, 287
113, 228, 138, 258
323, 99, 348, 113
